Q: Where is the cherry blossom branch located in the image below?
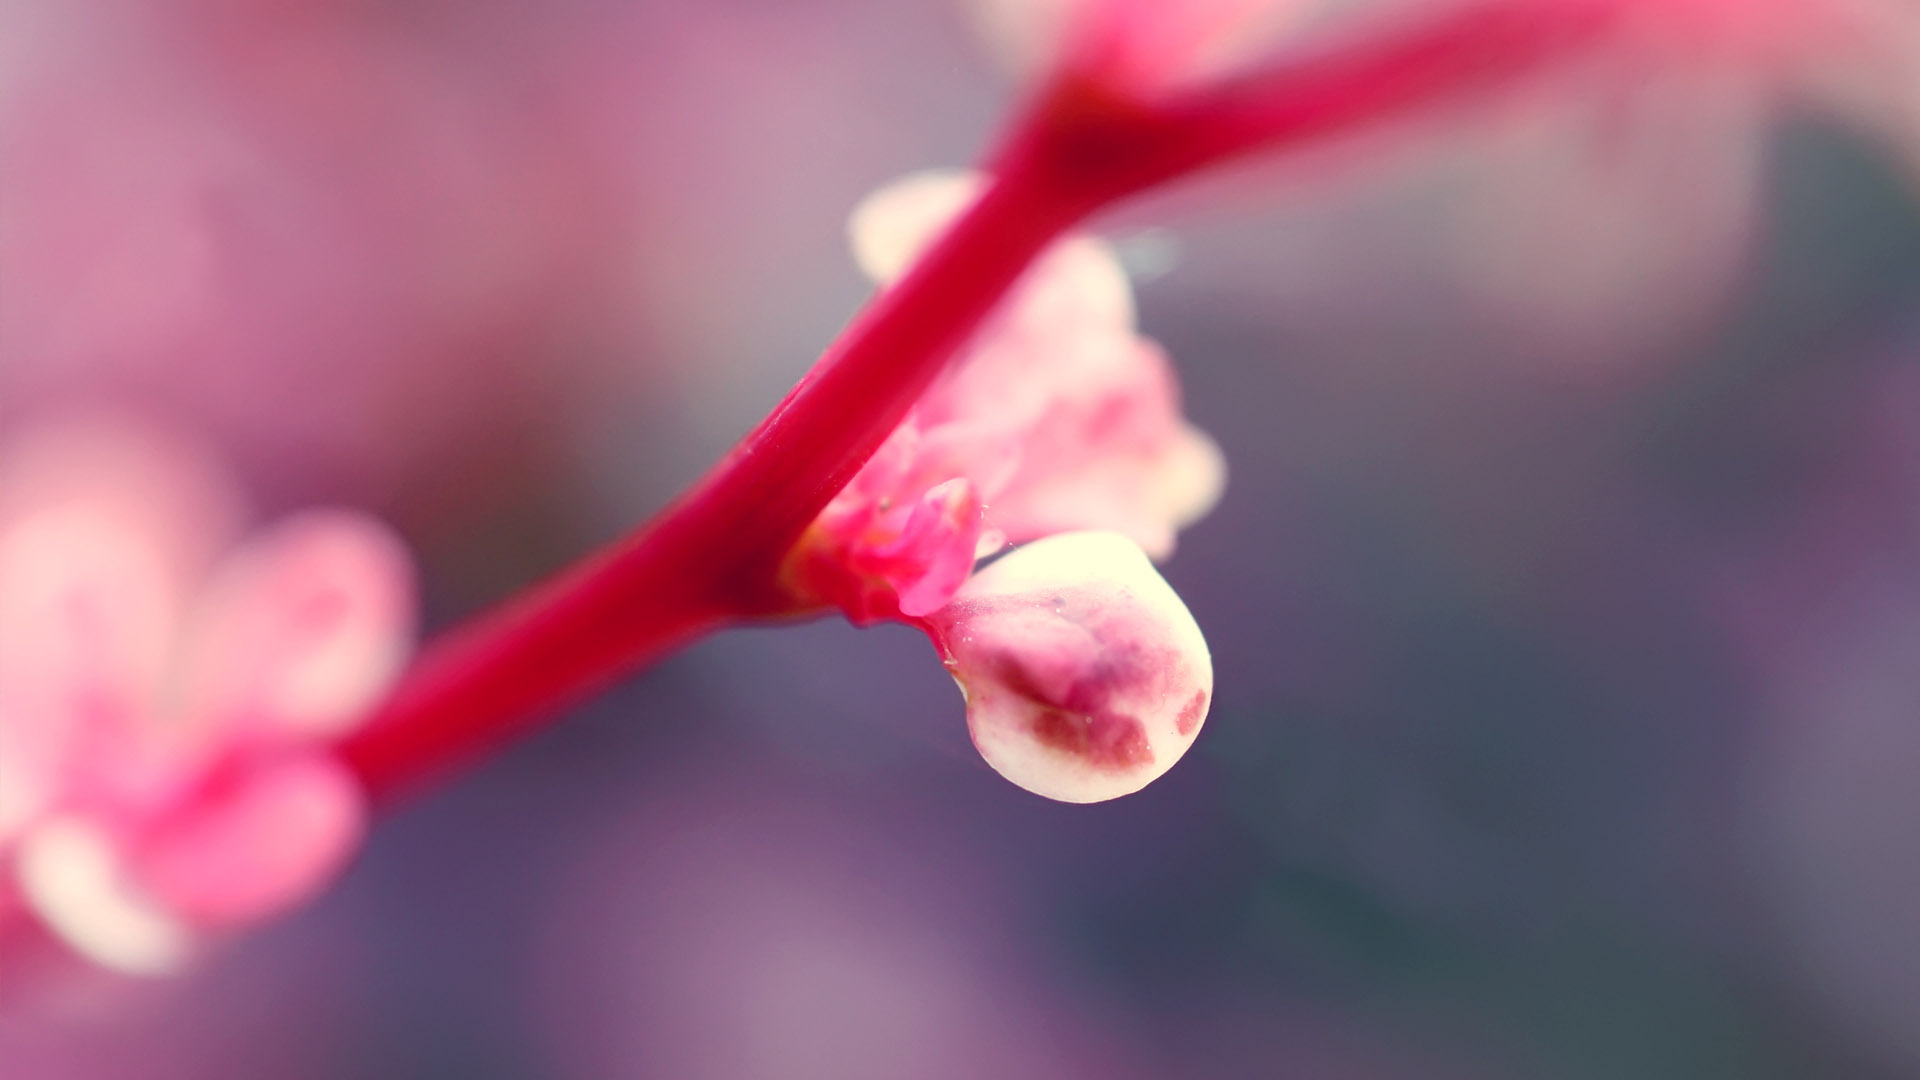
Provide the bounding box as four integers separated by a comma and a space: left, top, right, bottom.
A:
336, 0, 1615, 802
339, 171, 1085, 799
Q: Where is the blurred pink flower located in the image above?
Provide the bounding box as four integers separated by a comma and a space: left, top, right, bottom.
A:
0, 418, 414, 975
780, 173, 1220, 802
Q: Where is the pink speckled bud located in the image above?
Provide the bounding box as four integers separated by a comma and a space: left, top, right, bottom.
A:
925, 532, 1212, 803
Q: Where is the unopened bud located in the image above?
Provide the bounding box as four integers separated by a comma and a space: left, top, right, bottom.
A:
926, 531, 1212, 803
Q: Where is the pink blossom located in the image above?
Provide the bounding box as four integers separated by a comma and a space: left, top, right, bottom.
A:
784, 170, 1224, 624
779, 174, 1220, 802
0, 418, 414, 975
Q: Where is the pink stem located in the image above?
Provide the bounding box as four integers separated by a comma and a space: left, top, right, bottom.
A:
337, 0, 1613, 802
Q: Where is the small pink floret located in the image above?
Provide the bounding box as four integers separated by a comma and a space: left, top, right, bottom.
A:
786, 171, 1224, 620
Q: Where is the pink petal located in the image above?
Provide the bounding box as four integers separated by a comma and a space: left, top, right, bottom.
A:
0, 510, 178, 748
847, 170, 987, 286
130, 755, 366, 929
871, 479, 987, 618
832, 172, 1221, 586
0, 744, 48, 848
177, 510, 415, 741
926, 531, 1212, 803
800, 477, 986, 623
0, 418, 245, 811
850, 170, 1134, 332
14, 816, 193, 976
982, 341, 1227, 558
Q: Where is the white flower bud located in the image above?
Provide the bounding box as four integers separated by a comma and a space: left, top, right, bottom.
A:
927, 531, 1212, 803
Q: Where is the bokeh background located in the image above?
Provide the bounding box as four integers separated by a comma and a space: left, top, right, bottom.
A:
5, 1, 1920, 1077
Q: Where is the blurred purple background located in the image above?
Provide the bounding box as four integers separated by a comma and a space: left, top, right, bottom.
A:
5, 1, 1920, 1077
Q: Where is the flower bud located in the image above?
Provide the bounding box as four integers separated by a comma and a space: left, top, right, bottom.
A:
926, 531, 1211, 803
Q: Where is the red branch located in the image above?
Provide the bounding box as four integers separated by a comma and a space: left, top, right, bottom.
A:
336, 0, 1614, 802
339, 169, 1087, 798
